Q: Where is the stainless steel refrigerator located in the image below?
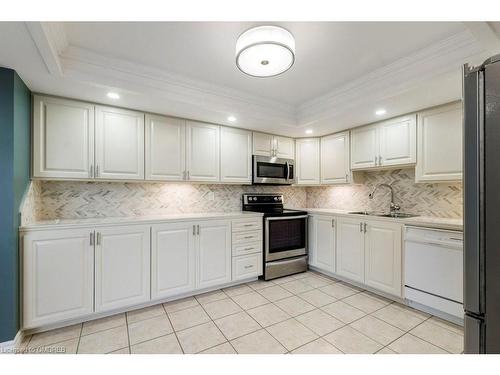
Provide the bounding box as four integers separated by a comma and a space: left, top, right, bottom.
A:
463, 54, 500, 353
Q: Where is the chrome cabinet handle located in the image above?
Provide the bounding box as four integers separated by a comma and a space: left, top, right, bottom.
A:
379, 155, 382, 165
332, 219, 335, 228
244, 265, 254, 269
243, 247, 254, 251
193, 225, 196, 235
197, 225, 200, 235
90, 232, 94, 246
96, 165, 99, 177
364, 223, 367, 233
89, 164, 94, 178
360, 222, 363, 232
96, 232, 101, 246
187, 171, 190, 180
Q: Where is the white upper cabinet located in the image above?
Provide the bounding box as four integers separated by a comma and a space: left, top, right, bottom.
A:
23, 228, 94, 329
33, 95, 94, 179
197, 220, 232, 289
296, 138, 320, 185
321, 132, 350, 184
252, 132, 274, 157
145, 114, 186, 181
308, 215, 336, 273
95, 106, 145, 180
378, 115, 416, 167
186, 121, 220, 182
252, 132, 295, 159
364, 221, 402, 297
220, 127, 252, 183
275, 136, 295, 159
94, 225, 150, 313
351, 115, 416, 170
151, 222, 196, 299
351, 124, 378, 170
416, 102, 463, 182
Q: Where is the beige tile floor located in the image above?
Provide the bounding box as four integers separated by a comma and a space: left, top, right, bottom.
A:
19, 271, 464, 354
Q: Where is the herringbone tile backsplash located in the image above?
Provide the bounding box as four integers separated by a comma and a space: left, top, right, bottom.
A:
21, 168, 462, 224
306, 169, 463, 218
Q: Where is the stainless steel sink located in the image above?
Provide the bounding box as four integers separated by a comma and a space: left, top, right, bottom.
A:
348, 211, 418, 219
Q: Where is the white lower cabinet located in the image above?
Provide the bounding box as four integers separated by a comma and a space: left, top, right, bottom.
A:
364, 221, 402, 297
197, 220, 232, 289
95, 225, 151, 312
336, 217, 365, 283
321, 216, 403, 298
151, 222, 196, 299
23, 228, 94, 329
232, 253, 262, 281
308, 215, 335, 273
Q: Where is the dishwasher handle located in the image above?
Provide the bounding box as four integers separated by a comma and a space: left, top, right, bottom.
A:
405, 237, 463, 250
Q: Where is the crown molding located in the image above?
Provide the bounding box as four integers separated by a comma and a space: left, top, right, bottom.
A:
25, 22, 67, 76
296, 30, 484, 126
463, 22, 500, 56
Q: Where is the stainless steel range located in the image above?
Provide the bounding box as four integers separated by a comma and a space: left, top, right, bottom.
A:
242, 193, 308, 280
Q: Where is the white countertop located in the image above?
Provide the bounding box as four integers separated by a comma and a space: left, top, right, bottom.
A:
298, 208, 463, 231
20, 211, 264, 231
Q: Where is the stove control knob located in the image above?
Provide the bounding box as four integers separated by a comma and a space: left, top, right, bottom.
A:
274, 197, 278, 201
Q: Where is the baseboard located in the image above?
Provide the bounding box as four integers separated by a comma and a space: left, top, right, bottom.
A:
0, 331, 24, 353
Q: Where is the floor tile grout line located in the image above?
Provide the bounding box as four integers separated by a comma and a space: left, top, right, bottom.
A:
195, 297, 237, 354
162, 303, 185, 354
376, 315, 434, 354
124, 311, 131, 354
75, 323, 83, 354
262, 317, 314, 354
404, 315, 459, 354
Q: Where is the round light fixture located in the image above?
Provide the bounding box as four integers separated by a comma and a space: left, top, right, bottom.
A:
227, 115, 237, 122
305, 129, 313, 135
375, 108, 387, 116
107, 92, 120, 100
236, 26, 295, 78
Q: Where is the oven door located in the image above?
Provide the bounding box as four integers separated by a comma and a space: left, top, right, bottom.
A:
265, 215, 307, 262
253, 155, 295, 185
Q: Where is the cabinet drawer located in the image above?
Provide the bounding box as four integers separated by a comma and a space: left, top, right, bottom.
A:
232, 253, 262, 281
232, 241, 262, 257
232, 219, 262, 233
232, 230, 262, 245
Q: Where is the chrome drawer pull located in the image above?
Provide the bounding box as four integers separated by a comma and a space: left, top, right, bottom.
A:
244, 265, 254, 269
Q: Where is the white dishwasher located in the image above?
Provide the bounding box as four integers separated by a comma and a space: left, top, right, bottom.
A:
404, 226, 463, 320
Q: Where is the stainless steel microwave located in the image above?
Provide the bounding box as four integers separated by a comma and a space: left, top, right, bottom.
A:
252, 155, 295, 185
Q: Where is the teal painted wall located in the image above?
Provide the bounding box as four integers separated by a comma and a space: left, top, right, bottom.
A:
0, 68, 31, 342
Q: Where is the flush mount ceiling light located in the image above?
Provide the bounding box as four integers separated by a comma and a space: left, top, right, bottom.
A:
375, 108, 387, 116
305, 129, 313, 134
236, 26, 295, 78
227, 115, 237, 122
107, 92, 120, 100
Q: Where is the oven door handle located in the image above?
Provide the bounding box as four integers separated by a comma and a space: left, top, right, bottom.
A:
266, 215, 308, 221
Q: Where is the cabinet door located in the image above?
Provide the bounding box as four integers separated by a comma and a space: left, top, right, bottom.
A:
95, 106, 145, 180
336, 217, 365, 283
275, 136, 295, 159
321, 132, 350, 184
151, 222, 196, 299
379, 115, 416, 167
33, 96, 94, 179
309, 215, 335, 273
186, 121, 220, 181
145, 114, 185, 181
95, 225, 150, 312
252, 132, 274, 157
364, 221, 402, 297
351, 125, 378, 169
416, 102, 463, 182
23, 228, 94, 328
296, 138, 320, 185
220, 127, 252, 183
197, 220, 231, 289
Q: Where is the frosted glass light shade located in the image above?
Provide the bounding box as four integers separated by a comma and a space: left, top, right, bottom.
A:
236, 26, 295, 77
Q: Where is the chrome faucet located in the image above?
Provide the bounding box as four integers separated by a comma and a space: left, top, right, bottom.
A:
368, 183, 401, 214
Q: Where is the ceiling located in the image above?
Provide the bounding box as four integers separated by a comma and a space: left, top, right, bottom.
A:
1, 21, 499, 136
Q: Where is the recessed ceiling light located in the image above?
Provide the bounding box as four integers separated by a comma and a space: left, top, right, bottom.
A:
227, 116, 237, 122
305, 129, 313, 134
236, 25, 295, 78
375, 109, 386, 116
107, 92, 120, 100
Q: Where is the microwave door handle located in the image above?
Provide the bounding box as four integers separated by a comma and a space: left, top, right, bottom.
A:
286, 161, 290, 180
